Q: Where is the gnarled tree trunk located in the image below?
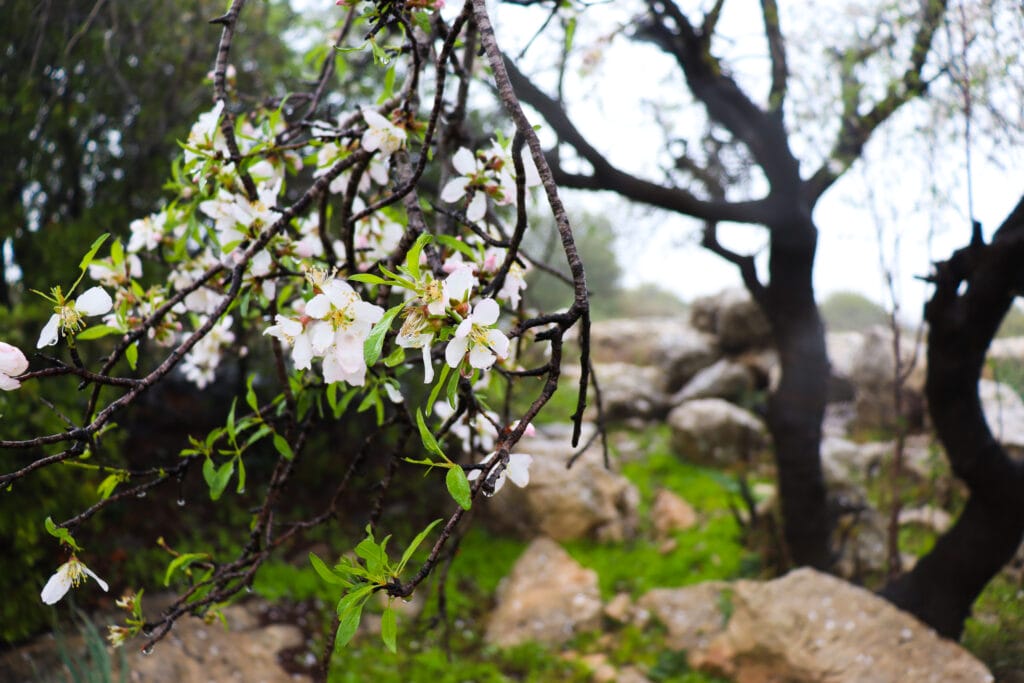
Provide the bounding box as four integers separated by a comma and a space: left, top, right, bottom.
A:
881, 198, 1024, 638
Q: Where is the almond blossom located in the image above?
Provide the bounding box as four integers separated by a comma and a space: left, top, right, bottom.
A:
264, 314, 315, 370
396, 309, 435, 383
444, 298, 509, 370
0, 342, 29, 391
361, 109, 406, 156
40, 556, 108, 605
467, 451, 533, 496
306, 279, 384, 386
180, 315, 237, 389
37, 286, 114, 348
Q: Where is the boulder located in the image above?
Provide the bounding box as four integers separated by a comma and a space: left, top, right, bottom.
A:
485, 537, 603, 647
582, 318, 699, 367
651, 489, 699, 538
635, 583, 731, 654
667, 399, 768, 467
592, 362, 668, 420
661, 328, 720, 393
694, 568, 993, 683
979, 379, 1024, 457
846, 326, 927, 431
483, 425, 640, 542
670, 358, 756, 405
691, 289, 772, 353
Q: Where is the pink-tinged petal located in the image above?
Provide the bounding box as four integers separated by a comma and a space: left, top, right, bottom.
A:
472, 298, 500, 326
506, 454, 532, 488
75, 287, 113, 316
305, 294, 331, 319
466, 192, 487, 222
0, 373, 21, 391
0, 342, 29, 376
451, 147, 477, 176
440, 177, 468, 203
37, 315, 60, 349
484, 329, 510, 359
40, 565, 72, 605
445, 335, 469, 368
334, 334, 366, 373
420, 345, 434, 384
468, 344, 496, 369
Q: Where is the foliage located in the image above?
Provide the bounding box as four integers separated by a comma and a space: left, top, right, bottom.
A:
995, 303, 1024, 338
820, 291, 891, 332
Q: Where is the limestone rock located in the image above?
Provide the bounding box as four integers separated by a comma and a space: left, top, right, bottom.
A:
670, 358, 756, 405
846, 326, 927, 431
592, 362, 668, 420
651, 489, 698, 538
483, 425, 640, 542
635, 582, 730, 653
691, 289, 772, 353
979, 379, 1024, 456
661, 328, 720, 394
988, 336, 1024, 362
582, 318, 700, 367
485, 537, 603, 647
125, 603, 306, 683
667, 399, 768, 467
694, 568, 993, 683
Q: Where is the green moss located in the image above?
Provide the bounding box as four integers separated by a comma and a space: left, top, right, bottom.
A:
328, 636, 589, 683
962, 574, 1024, 678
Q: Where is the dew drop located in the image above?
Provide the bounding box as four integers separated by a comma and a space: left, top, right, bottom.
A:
136, 491, 146, 499
141, 645, 154, 656
245, 585, 254, 594
237, 487, 246, 494
141, 626, 154, 637
176, 498, 186, 507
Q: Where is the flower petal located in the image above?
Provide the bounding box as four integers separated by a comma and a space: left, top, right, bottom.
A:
472, 298, 500, 326
468, 344, 496, 369
445, 335, 469, 368
37, 315, 60, 349
506, 454, 533, 488
451, 148, 477, 176
440, 177, 468, 203
420, 345, 434, 384
0, 373, 21, 391
40, 565, 72, 605
82, 565, 109, 593
0, 342, 29, 376
75, 287, 113, 316
466, 192, 487, 222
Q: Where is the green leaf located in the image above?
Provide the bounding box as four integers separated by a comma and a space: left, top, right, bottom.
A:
272, 433, 294, 460
396, 519, 442, 574
226, 398, 237, 437
415, 408, 447, 461
208, 460, 234, 501
348, 273, 391, 286
445, 364, 461, 407
446, 466, 472, 510
335, 585, 375, 647
79, 233, 111, 272
383, 346, 406, 367
381, 605, 397, 653
236, 458, 246, 494
96, 474, 122, 501
75, 324, 121, 341
405, 233, 432, 281
309, 552, 346, 585
245, 376, 259, 413
110, 238, 125, 268
364, 303, 404, 366
164, 552, 209, 586
425, 364, 451, 415
44, 516, 81, 551
125, 342, 138, 371
355, 533, 388, 578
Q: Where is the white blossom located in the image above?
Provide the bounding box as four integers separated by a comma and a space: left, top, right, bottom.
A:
445, 298, 510, 370
396, 309, 435, 383
264, 314, 315, 370
180, 316, 236, 389
467, 451, 533, 496
37, 287, 114, 348
0, 342, 29, 391
361, 109, 406, 156
306, 279, 384, 386
41, 556, 108, 605
127, 212, 167, 253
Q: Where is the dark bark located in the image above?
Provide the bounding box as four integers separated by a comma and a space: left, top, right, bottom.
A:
881, 197, 1024, 638
762, 213, 834, 569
